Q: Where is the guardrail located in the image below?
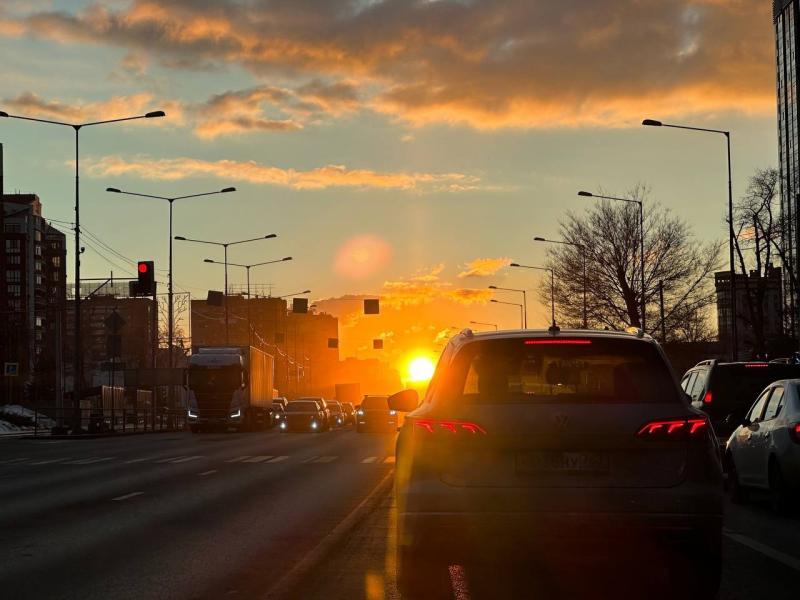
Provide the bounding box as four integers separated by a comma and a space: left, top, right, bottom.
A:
10, 405, 189, 437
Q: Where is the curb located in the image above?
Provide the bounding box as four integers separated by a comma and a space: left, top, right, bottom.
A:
262, 469, 395, 599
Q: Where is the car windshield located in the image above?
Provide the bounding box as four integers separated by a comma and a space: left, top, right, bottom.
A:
361, 396, 389, 409
709, 365, 800, 415
187, 367, 241, 392
439, 338, 679, 405
286, 401, 318, 412
328, 404, 342, 413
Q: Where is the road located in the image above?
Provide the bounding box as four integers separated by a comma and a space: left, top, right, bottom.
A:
1, 430, 798, 599
0, 427, 394, 600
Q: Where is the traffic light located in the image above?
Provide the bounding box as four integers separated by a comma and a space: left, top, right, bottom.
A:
137, 261, 155, 296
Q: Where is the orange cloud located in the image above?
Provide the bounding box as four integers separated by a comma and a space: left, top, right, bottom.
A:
0, 0, 776, 128
83, 155, 480, 192
457, 257, 512, 278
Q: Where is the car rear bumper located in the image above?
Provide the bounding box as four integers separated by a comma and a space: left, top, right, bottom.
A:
398, 510, 722, 561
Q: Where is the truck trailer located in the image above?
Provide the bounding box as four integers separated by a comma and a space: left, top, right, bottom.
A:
186, 346, 275, 432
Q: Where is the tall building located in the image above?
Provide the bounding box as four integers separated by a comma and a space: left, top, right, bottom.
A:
775, 0, 800, 335
1, 184, 67, 404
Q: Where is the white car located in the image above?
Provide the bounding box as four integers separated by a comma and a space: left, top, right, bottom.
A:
725, 378, 800, 514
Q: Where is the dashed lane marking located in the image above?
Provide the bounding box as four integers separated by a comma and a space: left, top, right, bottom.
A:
724, 529, 800, 572
383, 456, 396, 464
67, 457, 116, 465
312, 456, 337, 463
112, 491, 144, 502
155, 456, 186, 464
226, 456, 251, 463
362, 456, 378, 463
29, 457, 72, 465
198, 470, 217, 476
168, 456, 203, 464
266, 456, 289, 463
0, 457, 30, 464
124, 457, 152, 464
243, 456, 274, 463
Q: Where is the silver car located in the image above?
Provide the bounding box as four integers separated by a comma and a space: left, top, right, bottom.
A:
390, 329, 723, 598
725, 378, 800, 514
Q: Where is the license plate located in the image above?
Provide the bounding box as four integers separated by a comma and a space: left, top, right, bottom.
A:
515, 451, 609, 474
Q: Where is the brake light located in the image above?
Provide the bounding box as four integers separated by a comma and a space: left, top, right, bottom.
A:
703, 391, 712, 404
790, 423, 800, 444
745, 363, 769, 368
525, 339, 592, 345
637, 417, 708, 439
414, 419, 486, 435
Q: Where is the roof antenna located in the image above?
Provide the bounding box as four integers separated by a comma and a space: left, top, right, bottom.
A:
548, 323, 560, 335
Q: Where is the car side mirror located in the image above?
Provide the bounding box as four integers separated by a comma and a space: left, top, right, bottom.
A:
741, 416, 751, 427
388, 389, 419, 412
684, 392, 692, 404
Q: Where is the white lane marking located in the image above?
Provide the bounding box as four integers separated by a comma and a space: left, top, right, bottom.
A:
112, 491, 144, 502
724, 530, 800, 572
124, 457, 151, 464
266, 455, 289, 463
312, 456, 337, 463
226, 456, 251, 463
0, 457, 30, 464
362, 456, 378, 463
168, 456, 203, 464
198, 470, 217, 476
155, 456, 185, 463
243, 455, 274, 463
301, 456, 319, 463
29, 457, 72, 465
68, 457, 115, 465
383, 456, 396, 464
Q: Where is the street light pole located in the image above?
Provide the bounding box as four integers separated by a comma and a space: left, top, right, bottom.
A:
1, 108, 165, 432
204, 256, 292, 347
488, 285, 527, 328
578, 191, 645, 331
534, 236, 587, 328
469, 320, 498, 331
642, 118, 737, 359
509, 263, 556, 327
106, 186, 236, 371
490, 299, 524, 329
176, 234, 277, 345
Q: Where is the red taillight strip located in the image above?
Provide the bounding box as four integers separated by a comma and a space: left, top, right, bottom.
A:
414, 419, 487, 435
525, 339, 592, 345
703, 391, 712, 404
637, 417, 708, 438
744, 363, 769, 368
790, 423, 800, 444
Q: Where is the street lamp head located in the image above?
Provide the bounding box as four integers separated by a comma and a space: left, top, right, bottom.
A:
533, 236, 546, 242
488, 285, 498, 289
0, 111, 8, 118
577, 191, 593, 197
221, 187, 236, 193
145, 110, 166, 118
203, 259, 214, 263
106, 187, 121, 193
490, 299, 499, 303
265, 234, 277, 239
174, 236, 186, 241
509, 263, 521, 267
302, 289, 311, 294
642, 119, 662, 127
282, 256, 293, 261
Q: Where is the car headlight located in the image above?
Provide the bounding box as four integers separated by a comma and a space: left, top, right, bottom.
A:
230, 409, 241, 419
280, 421, 287, 429
389, 410, 397, 416
311, 421, 318, 429
357, 410, 364, 416
188, 410, 198, 419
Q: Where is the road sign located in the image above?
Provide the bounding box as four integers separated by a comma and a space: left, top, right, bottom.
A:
106, 334, 122, 357
373, 339, 383, 349
328, 338, 339, 349
364, 299, 380, 314
4, 362, 19, 377
293, 298, 308, 313
104, 311, 126, 333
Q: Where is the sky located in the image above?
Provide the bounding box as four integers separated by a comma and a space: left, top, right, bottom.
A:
0, 0, 781, 369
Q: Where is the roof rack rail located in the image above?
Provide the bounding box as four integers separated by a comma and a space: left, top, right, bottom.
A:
694, 359, 717, 367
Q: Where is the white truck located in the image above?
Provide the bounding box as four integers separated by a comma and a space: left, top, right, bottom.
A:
186, 346, 275, 432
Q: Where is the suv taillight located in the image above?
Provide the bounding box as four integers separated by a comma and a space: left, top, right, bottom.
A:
790, 423, 800, 444
637, 417, 708, 440
703, 391, 712, 404
414, 419, 486, 435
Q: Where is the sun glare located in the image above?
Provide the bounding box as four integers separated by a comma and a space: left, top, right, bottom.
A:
408, 356, 435, 383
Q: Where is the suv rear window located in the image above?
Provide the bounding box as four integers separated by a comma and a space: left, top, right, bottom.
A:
440, 337, 679, 404
361, 396, 389, 409
706, 364, 800, 417
287, 401, 318, 412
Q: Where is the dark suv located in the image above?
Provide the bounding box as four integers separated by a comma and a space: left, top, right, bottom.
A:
680, 360, 800, 439
391, 329, 722, 598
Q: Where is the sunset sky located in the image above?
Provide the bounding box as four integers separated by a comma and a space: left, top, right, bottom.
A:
0, 0, 780, 366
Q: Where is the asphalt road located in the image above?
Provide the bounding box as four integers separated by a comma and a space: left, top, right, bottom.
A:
2, 429, 798, 600
0, 426, 395, 600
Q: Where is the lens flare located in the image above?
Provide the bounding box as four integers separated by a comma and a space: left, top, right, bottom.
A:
334, 234, 392, 279
408, 356, 435, 382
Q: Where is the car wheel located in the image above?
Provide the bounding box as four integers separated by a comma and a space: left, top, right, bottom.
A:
396, 547, 450, 599
727, 457, 748, 504
769, 459, 792, 515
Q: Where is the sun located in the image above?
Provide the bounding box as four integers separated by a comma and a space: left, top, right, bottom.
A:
408, 356, 435, 383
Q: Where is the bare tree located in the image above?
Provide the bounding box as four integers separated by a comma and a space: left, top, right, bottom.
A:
157, 293, 190, 364
541, 185, 721, 341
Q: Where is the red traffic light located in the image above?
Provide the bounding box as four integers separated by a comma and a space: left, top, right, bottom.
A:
138, 262, 149, 274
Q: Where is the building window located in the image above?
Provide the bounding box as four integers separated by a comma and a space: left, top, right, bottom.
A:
7, 255, 20, 265
52, 256, 61, 267
35, 261, 42, 272
35, 316, 43, 328
34, 230, 42, 241
6, 270, 20, 283
3, 223, 20, 233
52, 271, 60, 282
35, 274, 43, 285
35, 245, 42, 257
7, 284, 21, 297
5, 239, 20, 253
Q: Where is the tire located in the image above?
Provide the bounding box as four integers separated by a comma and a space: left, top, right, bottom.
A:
727, 456, 748, 504
396, 547, 450, 599
769, 459, 792, 515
